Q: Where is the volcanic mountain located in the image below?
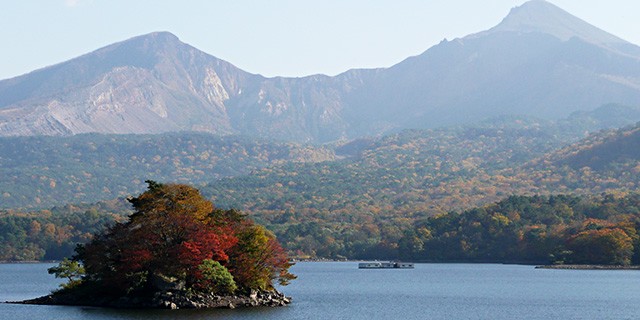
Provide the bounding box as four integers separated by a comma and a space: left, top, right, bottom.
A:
1, 0, 639, 142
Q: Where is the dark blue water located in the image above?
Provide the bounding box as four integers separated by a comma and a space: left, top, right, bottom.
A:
2, 262, 640, 319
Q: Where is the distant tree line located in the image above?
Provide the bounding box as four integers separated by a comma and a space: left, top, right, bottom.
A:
4, 191, 640, 266
381, 194, 640, 265
0, 200, 129, 261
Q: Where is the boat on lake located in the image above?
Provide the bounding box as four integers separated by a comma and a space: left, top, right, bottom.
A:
358, 261, 414, 269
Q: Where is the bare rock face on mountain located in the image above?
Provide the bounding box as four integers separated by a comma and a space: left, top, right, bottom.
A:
0, 32, 356, 142
1, 1, 640, 142
0, 33, 238, 136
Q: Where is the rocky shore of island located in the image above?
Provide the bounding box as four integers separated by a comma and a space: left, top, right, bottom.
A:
535, 265, 640, 270
11, 289, 291, 310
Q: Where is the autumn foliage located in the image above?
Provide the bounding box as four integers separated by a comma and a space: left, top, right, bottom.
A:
566, 219, 636, 265
73, 181, 294, 295
395, 195, 640, 265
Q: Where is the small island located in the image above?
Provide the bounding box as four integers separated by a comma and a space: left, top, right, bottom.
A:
14, 181, 295, 309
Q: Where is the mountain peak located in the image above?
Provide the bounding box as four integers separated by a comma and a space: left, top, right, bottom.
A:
143, 31, 179, 39
125, 31, 181, 45
483, 0, 627, 45
99, 31, 183, 54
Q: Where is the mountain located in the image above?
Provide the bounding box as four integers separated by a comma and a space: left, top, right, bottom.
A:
0, 32, 241, 136
0, 32, 356, 142
348, 1, 640, 131
1, 1, 640, 142
479, 0, 631, 49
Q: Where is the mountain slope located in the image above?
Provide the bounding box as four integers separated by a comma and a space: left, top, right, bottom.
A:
1, 1, 640, 142
0, 31, 366, 142
0, 32, 247, 136
204, 105, 640, 216
547, 124, 640, 171
482, 0, 627, 45
347, 1, 640, 131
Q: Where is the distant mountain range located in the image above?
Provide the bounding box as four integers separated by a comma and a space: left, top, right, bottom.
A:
1, 0, 639, 143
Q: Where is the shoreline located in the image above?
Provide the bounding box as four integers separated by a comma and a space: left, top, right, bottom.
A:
535, 265, 640, 270
0, 260, 59, 264
9, 289, 291, 310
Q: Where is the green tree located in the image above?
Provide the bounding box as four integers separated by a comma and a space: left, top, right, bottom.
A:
197, 259, 237, 294
48, 257, 85, 289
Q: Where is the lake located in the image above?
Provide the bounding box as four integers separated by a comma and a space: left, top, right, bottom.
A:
2, 262, 640, 319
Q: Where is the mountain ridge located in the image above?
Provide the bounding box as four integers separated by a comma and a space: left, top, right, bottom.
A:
1, 1, 640, 142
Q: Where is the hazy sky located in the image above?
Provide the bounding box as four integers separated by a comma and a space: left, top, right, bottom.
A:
1, 0, 638, 80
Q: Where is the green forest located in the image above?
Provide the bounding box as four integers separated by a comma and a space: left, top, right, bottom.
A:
1, 104, 638, 210
389, 194, 640, 265
4, 191, 640, 266
2, 105, 640, 264
0, 200, 129, 261
0, 132, 333, 209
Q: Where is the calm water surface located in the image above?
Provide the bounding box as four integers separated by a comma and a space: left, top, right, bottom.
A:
1, 262, 639, 319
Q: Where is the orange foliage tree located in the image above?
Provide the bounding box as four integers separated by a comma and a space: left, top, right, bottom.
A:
567, 219, 636, 265
75, 181, 294, 295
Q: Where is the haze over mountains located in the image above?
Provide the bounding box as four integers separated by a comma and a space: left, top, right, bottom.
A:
1, 0, 639, 143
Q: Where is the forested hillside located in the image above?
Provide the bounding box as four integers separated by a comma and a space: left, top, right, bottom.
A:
0, 104, 636, 210
0, 199, 130, 261
3, 108, 640, 261
397, 194, 640, 265
203, 121, 640, 258
205, 115, 640, 222
0, 132, 333, 209
550, 126, 640, 171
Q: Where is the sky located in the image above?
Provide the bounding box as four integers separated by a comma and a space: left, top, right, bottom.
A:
1, 0, 638, 80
